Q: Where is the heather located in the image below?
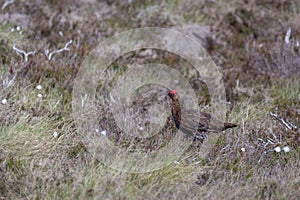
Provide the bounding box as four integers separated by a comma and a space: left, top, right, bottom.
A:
0, 0, 299, 199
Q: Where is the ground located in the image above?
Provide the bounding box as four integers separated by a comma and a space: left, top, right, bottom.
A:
0, 0, 299, 199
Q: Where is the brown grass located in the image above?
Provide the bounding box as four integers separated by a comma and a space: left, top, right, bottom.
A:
0, 0, 299, 199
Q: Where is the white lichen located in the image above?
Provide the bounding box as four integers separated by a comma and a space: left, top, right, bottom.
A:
45, 40, 73, 60
13, 45, 36, 62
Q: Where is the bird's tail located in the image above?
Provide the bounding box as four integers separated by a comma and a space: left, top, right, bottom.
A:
223, 122, 238, 129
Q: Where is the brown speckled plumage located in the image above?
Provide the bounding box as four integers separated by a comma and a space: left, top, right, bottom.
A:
168, 90, 237, 139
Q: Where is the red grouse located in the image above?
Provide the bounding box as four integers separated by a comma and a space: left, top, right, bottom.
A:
168, 90, 237, 140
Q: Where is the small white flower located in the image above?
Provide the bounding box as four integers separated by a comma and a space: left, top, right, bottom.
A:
1, 99, 7, 105
174, 160, 180, 165
101, 130, 107, 136
95, 128, 99, 133
241, 147, 246, 152
259, 43, 264, 48
36, 85, 42, 90
138, 126, 144, 131
10, 28, 15, 32
53, 131, 58, 138
37, 94, 43, 98
274, 146, 281, 153
16, 26, 21, 31
283, 146, 290, 152
58, 31, 64, 37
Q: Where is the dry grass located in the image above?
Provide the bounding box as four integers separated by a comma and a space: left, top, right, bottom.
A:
0, 0, 299, 199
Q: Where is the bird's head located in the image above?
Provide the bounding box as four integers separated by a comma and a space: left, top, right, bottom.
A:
168, 90, 179, 101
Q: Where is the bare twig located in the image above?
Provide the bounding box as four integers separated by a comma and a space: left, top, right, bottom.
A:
266, 138, 275, 144
1, 0, 14, 10
81, 94, 87, 108
12, 45, 36, 62
2, 74, 17, 88
258, 137, 273, 148
284, 26, 291, 45
45, 40, 73, 60
110, 92, 117, 104
268, 128, 280, 143
270, 112, 298, 130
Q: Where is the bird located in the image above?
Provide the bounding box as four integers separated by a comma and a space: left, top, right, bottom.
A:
168, 90, 237, 140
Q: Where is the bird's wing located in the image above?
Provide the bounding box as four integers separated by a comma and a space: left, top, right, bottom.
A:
180, 109, 210, 135
204, 115, 237, 132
